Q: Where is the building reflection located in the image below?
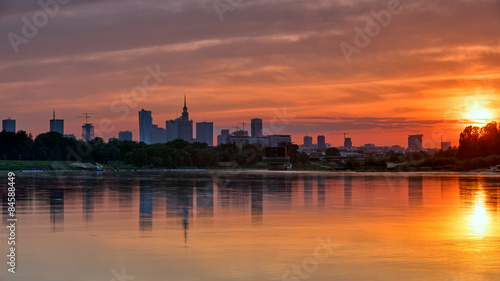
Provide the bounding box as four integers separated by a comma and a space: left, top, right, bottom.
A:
196, 179, 214, 218
344, 176, 352, 208
139, 181, 153, 232
82, 184, 94, 224
49, 188, 64, 232
304, 175, 313, 208
251, 178, 263, 225
408, 176, 423, 207
317, 175, 326, 209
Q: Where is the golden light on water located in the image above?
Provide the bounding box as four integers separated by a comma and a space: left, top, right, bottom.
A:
469, 188, 490, 237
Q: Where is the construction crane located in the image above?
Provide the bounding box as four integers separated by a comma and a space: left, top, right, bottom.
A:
241, 122, 247, 131
332, 132, 350, 140
78, 112, 97, 124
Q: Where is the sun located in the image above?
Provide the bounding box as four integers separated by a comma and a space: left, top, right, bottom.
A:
467, 107, 492, 124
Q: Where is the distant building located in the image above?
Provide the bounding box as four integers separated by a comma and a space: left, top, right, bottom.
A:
303, 136, 313, 147
408, 135, 424, 151
118, 131, 133, 141
344, 137, 352, 148
151, 124, 168, 144
166, 95, 193, 142
217, 129, 230, 145
441, 141, 452, 151
317, 135, 326, 149
49, 111, 64, 135
196, 122, 214, 146
2, 118, 15, 132
108, 137, 119, 143
82, 123, 94, 142
139, 109, 152, 144
64, 134, 76, 139
251, 118, 263, 137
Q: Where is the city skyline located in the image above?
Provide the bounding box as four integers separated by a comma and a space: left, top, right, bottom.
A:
1, 1, 499, 148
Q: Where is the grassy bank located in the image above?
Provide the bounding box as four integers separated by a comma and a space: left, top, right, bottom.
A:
0, 160, 80, 171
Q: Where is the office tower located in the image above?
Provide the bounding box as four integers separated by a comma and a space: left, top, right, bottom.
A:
151, 125, 168, 144
2, 118, 15, 132
317, 135, 326, 149
217, 129, 230, 145
82, 123, 94, 142
408, 135, 424, 151
49, 110, 64, 135
441, 141, 451, 151
139, 109, 152, 144
118, 131, 133, 141
166, 95, 193, 142
344, 137, 352, 148
303, 135, 313, 147
251, 118, 263, 137
196, 122, 214, 146
108, 137, 119, 143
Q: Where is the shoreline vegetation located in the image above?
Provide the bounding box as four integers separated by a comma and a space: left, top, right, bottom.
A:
1, 122, 500, 173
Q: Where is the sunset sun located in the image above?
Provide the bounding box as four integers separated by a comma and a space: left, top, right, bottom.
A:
467, 108, 492, 124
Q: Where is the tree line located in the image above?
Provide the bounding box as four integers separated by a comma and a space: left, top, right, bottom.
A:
0, 131, 308, 168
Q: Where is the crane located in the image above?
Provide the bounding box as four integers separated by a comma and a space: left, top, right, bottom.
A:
241, 122, 247, 131
332, 132, 350, 140
78, 112, 97, 124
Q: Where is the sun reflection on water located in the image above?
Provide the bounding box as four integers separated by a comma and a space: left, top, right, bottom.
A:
468, 188, 490, 237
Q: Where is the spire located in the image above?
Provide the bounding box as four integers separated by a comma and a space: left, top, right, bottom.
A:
183, 94, 187, 111
53, 110, 55, 120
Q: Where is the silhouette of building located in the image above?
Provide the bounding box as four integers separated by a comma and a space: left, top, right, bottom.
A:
441, 141, 451, 151
151, 124, 168, 144
64, 134, 76, 139
317, 135, 326, 149
82, 123, 94, 142
139, 109, 152, 144
49, 110, 64, 135
166, 95, 193, 142
303, 135, 313, 147
2, 118, 15, 132
118, 130, 133, 141
217, 129, 230, 145
196, 122, 213, 146
408, 134, 424, 151
251, 118, 263, 137
108, 137, 119, 142
344, 137, 352, 148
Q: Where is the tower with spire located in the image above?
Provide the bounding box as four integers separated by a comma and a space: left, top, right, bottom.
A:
166, 95, 193, 142
49, 110, 64, 135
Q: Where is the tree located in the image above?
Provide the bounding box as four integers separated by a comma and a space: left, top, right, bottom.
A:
325, 147, 340, 157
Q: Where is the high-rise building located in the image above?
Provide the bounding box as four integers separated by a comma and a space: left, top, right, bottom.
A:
50, 110, 64, 135
166, 95, 193, 142
118, 131, 133, 141
303, 136, 313, 147
139, 109, 152, 144
196, 122, 214, 146
217, 129, 230, 145
82, 123, 94, 142
408, 135, 424, 151
317, 135, 326, 149
2, 118, 15, 132
251, 118, 263, 137
441, 141, 451, 151
151, 125, 168, 144
344, 137, 352, 148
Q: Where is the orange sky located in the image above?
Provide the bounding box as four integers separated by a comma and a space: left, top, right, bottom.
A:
1, 0, 499, 147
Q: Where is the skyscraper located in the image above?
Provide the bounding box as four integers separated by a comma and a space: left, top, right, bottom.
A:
139, 109, 152, 144
2, 118, 15, 132
303, 135, 313, 147
82, 123, 94, 141
217, 129, 230, 145
196, 122, 213, 146
118, 131, 133, 141
151, 124, 168, 144
344, 137, 352, 148
166, 95, 193, 143
50, 110, 64, 135
251, 118, 263, 137
408, 135, 423, 151
317, 135, 326, 149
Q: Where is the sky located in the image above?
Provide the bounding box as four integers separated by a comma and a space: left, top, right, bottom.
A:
1, 0, 500, 147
